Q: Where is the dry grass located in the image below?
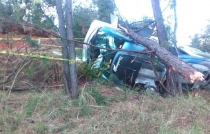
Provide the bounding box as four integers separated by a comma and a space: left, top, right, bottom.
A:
0, 82, 210, 134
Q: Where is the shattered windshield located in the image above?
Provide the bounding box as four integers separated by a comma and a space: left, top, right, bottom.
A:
89, 28, 124, 70
90, 29, 123, 57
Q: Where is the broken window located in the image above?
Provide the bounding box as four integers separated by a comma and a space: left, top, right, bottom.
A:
89, 28, 123, 68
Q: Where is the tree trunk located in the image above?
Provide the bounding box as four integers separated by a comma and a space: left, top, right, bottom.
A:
56, 0, 78, 98
119, 26, 204, 83
173, 0, 179, 56
66, 0, 78, 99
55, 0, 71, 95
172, 0, 182, 95
151, 0, 182, 95
151, 0, 168, 46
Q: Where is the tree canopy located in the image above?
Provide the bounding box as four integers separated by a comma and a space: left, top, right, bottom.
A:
190, 22, 210, 53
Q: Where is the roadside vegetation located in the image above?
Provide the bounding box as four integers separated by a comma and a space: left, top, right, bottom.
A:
1, 80, 210, 133
0, 0, 210, 134
0, 45, 210, 134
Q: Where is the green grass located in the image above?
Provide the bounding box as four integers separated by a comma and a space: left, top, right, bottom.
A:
24, 97, 40, 117
35, 122, 48, 134
0, 84, 210, 134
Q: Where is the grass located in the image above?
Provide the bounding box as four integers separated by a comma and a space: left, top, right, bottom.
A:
35, 122, 48, 134
0, 82, 210, 134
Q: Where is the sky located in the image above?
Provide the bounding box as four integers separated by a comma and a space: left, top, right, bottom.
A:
114, 0, 210, 46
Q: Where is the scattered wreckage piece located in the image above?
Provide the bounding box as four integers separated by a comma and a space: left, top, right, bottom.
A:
118, 24, 204, 83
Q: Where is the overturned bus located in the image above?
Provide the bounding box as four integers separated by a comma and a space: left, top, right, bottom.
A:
83, 20, 210, 92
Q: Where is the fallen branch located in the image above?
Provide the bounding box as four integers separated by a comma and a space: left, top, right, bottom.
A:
3, 84, 64, 91
119, 24, 204, 83
7, 60, 30, 97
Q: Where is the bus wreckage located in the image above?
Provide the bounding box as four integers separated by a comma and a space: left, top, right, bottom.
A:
83, 20, 210, 93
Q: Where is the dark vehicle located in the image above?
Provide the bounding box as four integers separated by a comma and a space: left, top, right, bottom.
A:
83, 20, 210, 91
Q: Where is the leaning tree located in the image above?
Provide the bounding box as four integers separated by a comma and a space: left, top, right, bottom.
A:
151, 0, 182, 94
119, 0, 203, 95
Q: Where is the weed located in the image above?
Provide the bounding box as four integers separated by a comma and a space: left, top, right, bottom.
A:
37, 91, 73, 119
0, 106, 23, 132
188, 122, 204, 134
122, 88, 129, 101
74, 87, 93, 117
52, 123, 72, 133
159, 124, 178, 134
87, 87, 109, 105
27, 65, 36, 77
24, 96, 40, 117
23, 36, 40, 48
0, 117, 3, 125
78, 62, 109, 80
5, 125, 17, 132
4, 105, 13, 114
35, 122, 47, 134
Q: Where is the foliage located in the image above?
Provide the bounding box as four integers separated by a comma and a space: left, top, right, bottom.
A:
73, 5, 97, 38
0, 2, 13, 18
11, 3, 25, 22
78, 62, 109, 80
190, 22, 210, 52
44, 0, 56, 7
129, 18, 155, 30
0, 0, 100, 38
23, 36, 40, 48
191, 34, 201, 48
92, 0, 116, 23
0, 0, 56, 30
